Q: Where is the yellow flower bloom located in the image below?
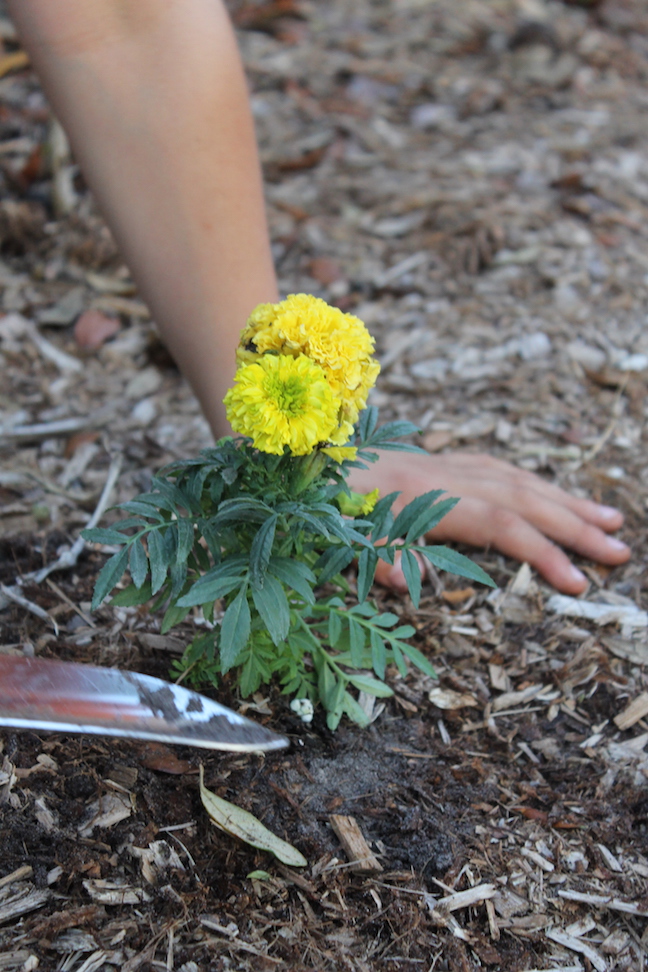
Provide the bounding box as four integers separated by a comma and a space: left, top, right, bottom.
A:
359, 488, 380, 515
238, 295, 380, 444
335, 487, 380, 517
224, 354, 339, 456
320, 445, 358, 463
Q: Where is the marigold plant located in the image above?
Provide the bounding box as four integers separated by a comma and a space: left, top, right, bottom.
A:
85, 295, 494, 729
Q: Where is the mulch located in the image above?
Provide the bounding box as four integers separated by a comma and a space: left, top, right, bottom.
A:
1, 0, 648, 969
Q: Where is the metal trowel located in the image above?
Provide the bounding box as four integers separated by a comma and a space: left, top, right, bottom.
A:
0, 654, 287, 752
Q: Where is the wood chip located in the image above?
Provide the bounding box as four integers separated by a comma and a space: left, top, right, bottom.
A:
329, 815, 382, 874
614, 692, 648, 730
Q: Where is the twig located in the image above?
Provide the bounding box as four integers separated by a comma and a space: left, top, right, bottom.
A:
0, 583, 59, 636
30, 453, 123, 585
0, 455, 122, 615
558, 888, 648, 917
46, 578, 96, 628
0, 406, 115, 443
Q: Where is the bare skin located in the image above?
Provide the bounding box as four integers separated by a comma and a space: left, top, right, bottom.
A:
8, 0, 630, 595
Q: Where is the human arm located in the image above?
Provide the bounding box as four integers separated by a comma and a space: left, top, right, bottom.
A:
7, 0, 278, 435
8, 0, 629, 595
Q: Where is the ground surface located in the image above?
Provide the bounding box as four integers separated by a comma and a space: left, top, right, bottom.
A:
1, 0, 648, 969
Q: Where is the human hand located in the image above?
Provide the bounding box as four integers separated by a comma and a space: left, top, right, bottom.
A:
349, 450, 630, 595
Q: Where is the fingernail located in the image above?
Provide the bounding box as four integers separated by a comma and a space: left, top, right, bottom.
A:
606, 537, 629, 551
598, 505, 619, 519
569, 566, 587, 584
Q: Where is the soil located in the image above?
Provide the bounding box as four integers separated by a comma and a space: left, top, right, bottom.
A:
1, 0, 648, 969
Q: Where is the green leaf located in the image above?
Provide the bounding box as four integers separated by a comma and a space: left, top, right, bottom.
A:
176, 517, 195, 566
404, 497, 459, 543
118, 500, 165, 521
370, 628, 387, 679
249, 514, 277, 590
318, 663, 337, 711
220, 586, 250, 672
251, 575, 290, 646
387, 490, 446, 544
342, 692, 370, 728
328, 611, 342, 648
347, 674, 393, 698
314, 545, 355, 585
398, 640, 436, 678
356, 547, 378, 603
92, 547, 129, 610
110, 579, 152, 607
371, 612, 400, 628
367, 492, 398, 542
129, 539, 148, 589
177, 557, 248, 606
420, 546, 496, 587
348, 618, 365, 668
147, 529, 168, 595
268, 558, 315, 604
161, 602, 191, 634
81, 527, 129, 546
401, 548, 421, 608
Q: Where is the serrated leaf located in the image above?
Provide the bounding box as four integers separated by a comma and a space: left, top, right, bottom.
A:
401, 548, 421, 608
81, 527, 129, 546
200, 766, 306, 867
161, 602, 190, 634
220, 586, 250, 672
177, 556, 248, 606
314, 545, 355, 585
387, 490, 446, 544
249, 514, 277, 590
370, 629, 387, 679
118, 500, 165, 520
92, 547, 129, 609
252, 575, 290, 646
368, 492, 398, 542
111, 580, 152, 607
398, 640, 436, 678
342, 692, 370, 727
176, 517, 194, 566
268, 558, 315, 604
147, 529, 168, 595
420, 546, 496, 587
348, 617, 365, 667
318, 663, 337, 710
129, 539, 148, 589
347, 674, 393, 697
356, 547, 378, 603
404, 497, 460, 543
328, 610, 342, 647
371, 612, 400, 628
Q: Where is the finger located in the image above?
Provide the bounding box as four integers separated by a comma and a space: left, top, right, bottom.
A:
427, 469, 629, 562
428, 498, 630, 592
449, 454, 625, 530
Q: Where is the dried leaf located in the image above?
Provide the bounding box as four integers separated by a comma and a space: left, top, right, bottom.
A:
199, 766, 307, 867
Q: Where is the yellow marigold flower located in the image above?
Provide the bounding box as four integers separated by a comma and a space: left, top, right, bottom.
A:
320, 445, 358, 463
238, 295, 380, 444
224, 354, 339, 456
359, 487, 380, 515
335, 487, 380, 517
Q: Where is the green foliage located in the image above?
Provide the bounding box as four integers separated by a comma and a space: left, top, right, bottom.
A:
83, 409, 495, 727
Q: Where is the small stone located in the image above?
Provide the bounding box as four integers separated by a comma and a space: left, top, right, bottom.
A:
131, 397, 158, 426
125, 367, 163, 399
566, 340, 606, 371
74, 309, 121, 351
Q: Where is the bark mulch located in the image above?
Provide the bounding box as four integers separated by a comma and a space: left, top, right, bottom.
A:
1, 1, 648, 968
